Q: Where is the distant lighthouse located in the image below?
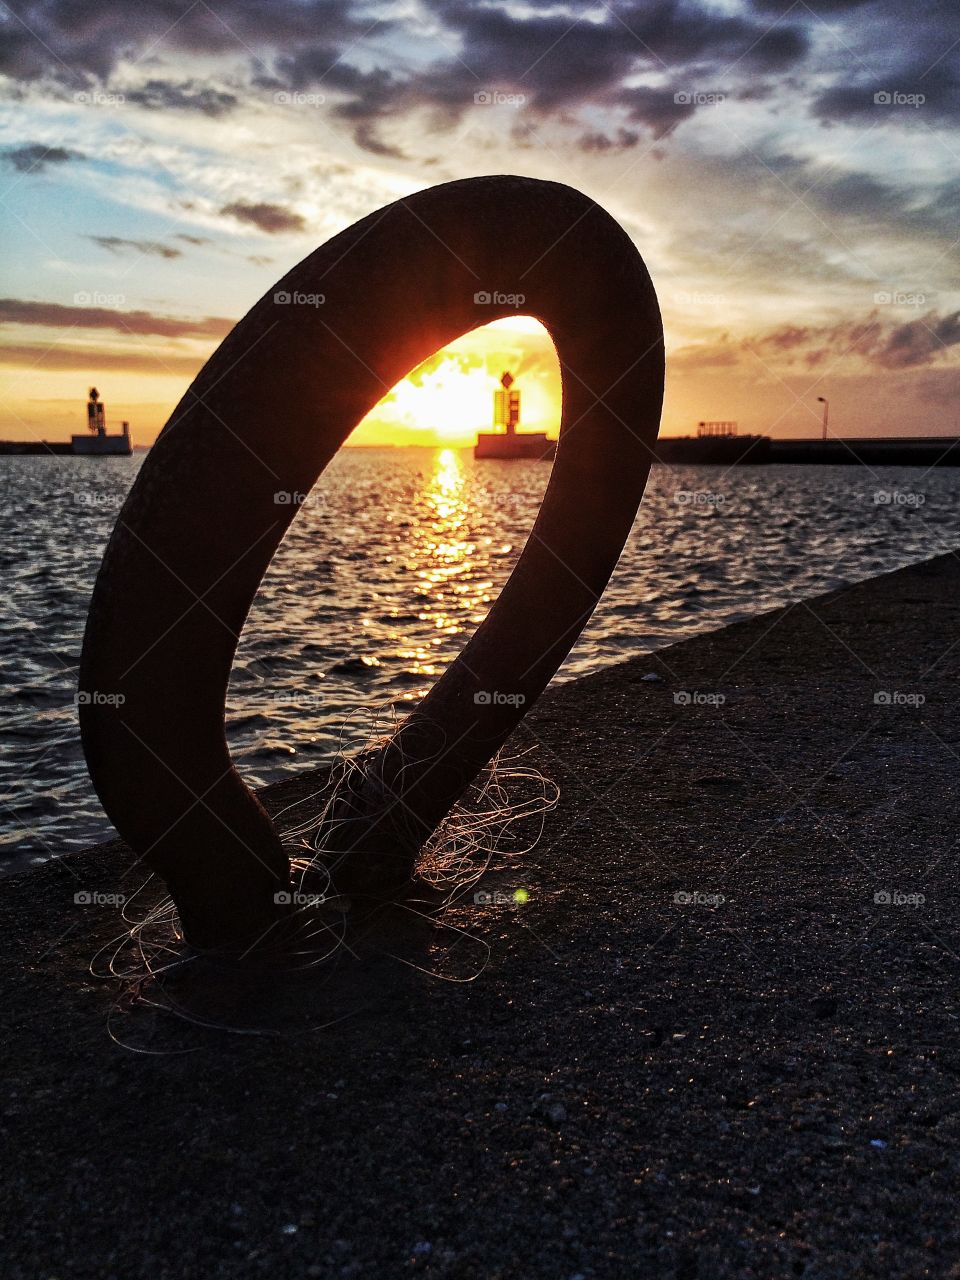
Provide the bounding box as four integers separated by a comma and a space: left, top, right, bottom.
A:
0, 385, 132, 455
474, 369, 556, 460
71, 387, 132, 455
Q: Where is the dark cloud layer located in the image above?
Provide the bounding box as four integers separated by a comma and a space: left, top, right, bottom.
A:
0, 297, 233, 339
750, 310, 960, 370
880, 311, 960, 368
0, 1, 366, 83
124, 79, 238, 117
2, 143, 80, 172
0, 343, 204, 374
0, 1, 955, 156
806, 0, 960, 125
814, 62, 960, 127
280, 0, 810, 148
219, 201, 306, 234
0, 0, 814, 152
88, 235, 182, 259
676, 307, 960, 375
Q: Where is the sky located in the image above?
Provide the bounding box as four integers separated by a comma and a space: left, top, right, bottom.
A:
0, 0, 957, 446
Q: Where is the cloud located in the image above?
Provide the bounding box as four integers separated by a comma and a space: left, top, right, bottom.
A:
87, 235, 183, 259
879, 310, 960, 368
277, 1, 809, 150
579, 128, 641, 152
0, 0, 368, 83
814, 64, 960, 127
219, 201, 307, 234
421, 0, 807, 103
807, 2, 960, 127
0, 0, 813, 154
172, 232, 274, 265
749, 0, 872, 11
704, 146, 960, 253
351, 121, 405, 159
671, 342, 739, 370
750, 310, 960, 370
0, 343, 205, 375
0, 298, 234, 339
123, 79, 239, 117
674, 309, 960, 374
618, 86, 697, 140
2, 143, 81, 172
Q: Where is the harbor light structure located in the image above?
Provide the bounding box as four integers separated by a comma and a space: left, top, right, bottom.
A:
474, 369, 555, 460
494, 371, 521, 436
72, 386, 131, 455
87, 387, 106, 435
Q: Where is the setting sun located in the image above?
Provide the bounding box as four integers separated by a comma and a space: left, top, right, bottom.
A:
353, 316, 561, 447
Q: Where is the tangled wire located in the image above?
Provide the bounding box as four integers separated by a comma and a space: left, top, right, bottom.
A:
90, 705, 558, 1050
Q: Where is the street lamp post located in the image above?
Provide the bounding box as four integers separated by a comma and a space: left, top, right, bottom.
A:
817, 395, 829, 442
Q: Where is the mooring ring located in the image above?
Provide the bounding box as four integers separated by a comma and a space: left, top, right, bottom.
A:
79, 175, 663, 947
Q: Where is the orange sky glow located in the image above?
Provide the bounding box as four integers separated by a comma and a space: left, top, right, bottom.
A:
2, 0, 957, 448
0, 316, 568, 449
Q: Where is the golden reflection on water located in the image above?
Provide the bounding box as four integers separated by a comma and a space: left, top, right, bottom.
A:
394, 448, 492, 687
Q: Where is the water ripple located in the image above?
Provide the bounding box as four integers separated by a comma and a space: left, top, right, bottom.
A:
1, 448, 957, 872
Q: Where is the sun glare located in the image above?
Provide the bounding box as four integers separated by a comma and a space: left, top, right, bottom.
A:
353, 317, 560, 447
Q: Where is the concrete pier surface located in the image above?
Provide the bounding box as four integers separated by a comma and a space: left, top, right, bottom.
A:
5, 552, 960, 1279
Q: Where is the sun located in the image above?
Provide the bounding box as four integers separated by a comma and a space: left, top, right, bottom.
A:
384, 358, 493, 443
352, 316, 560, 447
